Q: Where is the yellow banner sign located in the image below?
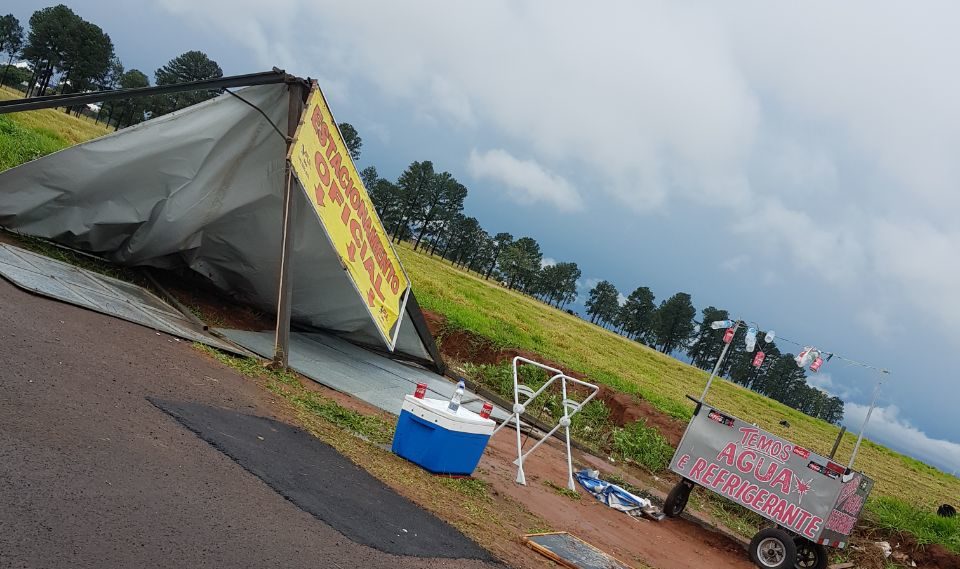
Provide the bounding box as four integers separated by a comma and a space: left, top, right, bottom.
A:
289, 85, 410, 349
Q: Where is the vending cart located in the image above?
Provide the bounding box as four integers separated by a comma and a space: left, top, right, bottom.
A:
663, 402, 873, 569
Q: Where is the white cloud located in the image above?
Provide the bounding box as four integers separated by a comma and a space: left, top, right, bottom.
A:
844, 403, 960, 475
806, 372, 859, 401
540, 257, 556, 268
467, 149, 582, 212
721, 255, 749, 272
732, 199, 865, 286
581, 278, 601, 291
806, 372, 834, 393
857, 309, 893, 339
617, 293, 627, 306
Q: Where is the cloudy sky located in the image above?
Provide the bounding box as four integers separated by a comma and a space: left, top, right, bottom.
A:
9, 0, 960, 474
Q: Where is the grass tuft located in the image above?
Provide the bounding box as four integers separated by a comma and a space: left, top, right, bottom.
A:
0, 115, 66, 170
439, 476, 490, 500
544, 480, 582, 500
866, 496, 960, 554
610, 419, 674, 472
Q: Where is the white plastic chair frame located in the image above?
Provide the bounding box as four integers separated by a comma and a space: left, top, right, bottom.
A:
491, 356, 599, 491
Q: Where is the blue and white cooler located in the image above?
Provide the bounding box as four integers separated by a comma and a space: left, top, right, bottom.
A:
391, 395, 495, 476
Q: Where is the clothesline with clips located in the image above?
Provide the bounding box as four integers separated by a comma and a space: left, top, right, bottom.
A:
694, 318, 891, 376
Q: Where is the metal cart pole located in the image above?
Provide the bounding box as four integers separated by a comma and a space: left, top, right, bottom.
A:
700, 321, 740, 402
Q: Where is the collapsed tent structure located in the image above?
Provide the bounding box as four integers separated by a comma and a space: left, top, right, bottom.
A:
0, 71, 443, 372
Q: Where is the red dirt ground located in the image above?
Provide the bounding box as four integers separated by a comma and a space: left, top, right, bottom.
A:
479, 427, 753, 569
898, 533, 960, 569
596, 386, 687, 447
424, 309, 687, 446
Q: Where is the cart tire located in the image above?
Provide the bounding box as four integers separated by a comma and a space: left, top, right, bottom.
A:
663, 480, 692, 518
749, 528, 797, 569
793, 538, 828, 569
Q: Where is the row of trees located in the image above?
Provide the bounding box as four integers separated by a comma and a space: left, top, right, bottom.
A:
363, 161, 582, 309
364, 158, 844, 424
581, 277, 844, 423
0, 5, 230, 129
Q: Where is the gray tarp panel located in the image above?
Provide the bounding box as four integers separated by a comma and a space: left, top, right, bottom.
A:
0, 84, 432, 363
0, 243, 242, 354
218, 328, 508, 421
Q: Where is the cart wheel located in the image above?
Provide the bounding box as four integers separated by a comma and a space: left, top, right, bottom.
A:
793, 537, 827, 569
749, 528, 797, 569
663, 479, 693, 518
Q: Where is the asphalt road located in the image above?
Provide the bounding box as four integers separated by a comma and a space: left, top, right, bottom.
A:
0, 277, 500, 569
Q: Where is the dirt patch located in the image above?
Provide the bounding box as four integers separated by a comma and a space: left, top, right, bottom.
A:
425, 309, 686, 447
849, 528, 960, 569
596, 385, 687, 447
152, 269, 273, 331
437, 326, 513, 365
895, 532, 960, 569
425, 309, 563, 369
480, 427, 754, 569
421, 308, 446, 337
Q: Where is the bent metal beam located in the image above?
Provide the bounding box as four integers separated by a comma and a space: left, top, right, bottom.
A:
0, 68, 303, 115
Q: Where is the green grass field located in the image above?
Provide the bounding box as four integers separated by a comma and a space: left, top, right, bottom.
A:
0, 87, 112, 170
398, 244, 960, 509
1, 92, 956, 552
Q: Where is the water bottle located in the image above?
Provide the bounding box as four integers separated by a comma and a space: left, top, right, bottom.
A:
764, 330, 776, 343
711, 319, 733, 330
448, 380, 465, 412
744, 327, 757, 352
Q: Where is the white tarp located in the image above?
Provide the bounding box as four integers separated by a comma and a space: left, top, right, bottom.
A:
0, 84, 435, 364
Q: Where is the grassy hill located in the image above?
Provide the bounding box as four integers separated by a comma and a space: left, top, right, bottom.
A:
398, 243, 959, 509
0, 87, 112, 170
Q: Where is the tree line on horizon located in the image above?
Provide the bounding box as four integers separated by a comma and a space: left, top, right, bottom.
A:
361, 157, 845, 425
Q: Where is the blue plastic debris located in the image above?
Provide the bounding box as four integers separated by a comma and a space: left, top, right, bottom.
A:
574, 469, 664, 521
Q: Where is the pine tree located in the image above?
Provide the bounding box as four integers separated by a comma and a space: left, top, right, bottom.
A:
650, 292, 696, 354
616, 286, 656, 343
585, 280, 620, 326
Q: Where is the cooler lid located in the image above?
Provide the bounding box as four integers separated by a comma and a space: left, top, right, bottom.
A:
403, 395, 495, 428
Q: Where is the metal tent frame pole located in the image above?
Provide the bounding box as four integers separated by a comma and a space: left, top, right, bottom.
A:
0, 69, 293, 115
272, 81, 306, 368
